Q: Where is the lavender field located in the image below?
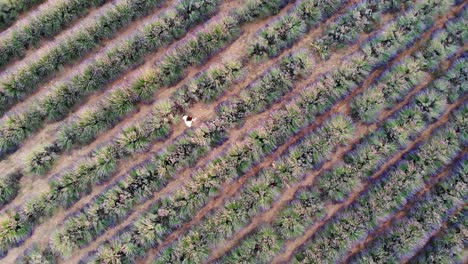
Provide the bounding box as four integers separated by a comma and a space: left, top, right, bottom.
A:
0, 0, 466, 263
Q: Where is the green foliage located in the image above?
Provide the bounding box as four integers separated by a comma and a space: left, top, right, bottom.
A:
13, 1, 298, 259
312, 1, 385, 59
223, 228, 281, 264
248, 0, 347, 60
16, 244, 56, 264
412, 205, 467, 263
0, 0, 222, 158
4, 0, 464, 261
0, 0, 45, 30
351, 57, 426, 123
296, 109, 465, 264
0, 213, 31, 253
350, 158, 467, 264
274, 189, 325, 239
295, 55, 466, 262
0, 0, 107, 67
26, 144, 60, 175
234, 0, 286, 24
156, 115, 354, 263
0, 171, 21, 207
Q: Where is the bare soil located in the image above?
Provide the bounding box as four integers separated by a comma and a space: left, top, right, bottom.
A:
0, 0, 177, 115
0, 1, 465, 263
339, 151, 467, 264
0, 0, 237, 213
204, 6, 467, 261
272, 95, 467, 263
0, 0, 115, 74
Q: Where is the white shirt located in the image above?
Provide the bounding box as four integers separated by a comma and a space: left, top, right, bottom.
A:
183, 116, 196, 127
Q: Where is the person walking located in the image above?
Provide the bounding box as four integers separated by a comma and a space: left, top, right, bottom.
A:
183, 115, 197, 127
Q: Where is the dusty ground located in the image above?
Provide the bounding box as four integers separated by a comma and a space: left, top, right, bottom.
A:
0, 0, 465, 263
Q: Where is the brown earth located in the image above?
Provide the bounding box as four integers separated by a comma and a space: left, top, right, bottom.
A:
339, 151, 467, 264
0, 0, 465, 263
0, 0, 115, 73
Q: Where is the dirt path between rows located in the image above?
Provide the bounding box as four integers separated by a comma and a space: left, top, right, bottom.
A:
339, 152, 467, 264
0, 0, 178, 169
133, 7, 424, 264
402, 202, 468, 264
0, 0, 177, 115
0, 1, 297, 262
271, 95, 467, 263
62, 1, 372, 262
64, 1, 314, 263
0, 0, 46, 36
0, 0, 114, 74
2, 1, 460, 262
205, 7, 467, 259
0, 0, 238, 212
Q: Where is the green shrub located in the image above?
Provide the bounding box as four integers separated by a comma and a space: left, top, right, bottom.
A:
0, 0, 107, 67
0, 171, 21, 207
0, 0, 222, 158
0, 0, 45, 30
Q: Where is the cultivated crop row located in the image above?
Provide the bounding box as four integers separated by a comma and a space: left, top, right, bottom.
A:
292, 110, 465, 263
0, 0, 303, 256
0, 0, 167, 114
222, 60, 465, 263
26, 10, 241, 174
0, 0, 108, 67
3, 0, 345, 205
78, 1, 458, 262
0, 0, 458, 260
25, 0, 346, 177
0, 0, 222, 157
349, 156, 467, 263
160, 44, 466, 264
4, 0, 356, 258
309, 0, 411, 60
182, 6, 466, 262
0, 0, 44, 30
155, 113, 355, 263
410, 205, 467, 264
50, 50, 312, 258
317, 21, 466, 204
2, 0, 344, 254
290, 61, 467, 263
0, 0, 223, 206
246, 0, 390, 61
45, 0, 415, 260
351, 14, 466, 123
20, 0, 413, 200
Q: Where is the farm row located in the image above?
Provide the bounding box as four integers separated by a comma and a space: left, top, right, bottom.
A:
155, 43, 467, 264
0, 0, 317, 256
22, 0, 468, 262
0, 0, 465, 263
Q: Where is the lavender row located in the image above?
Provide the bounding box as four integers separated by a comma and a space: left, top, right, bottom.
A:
0, 0, 222, 158
4, 50, 310, 261
0, 1, 352, 232
26, 0, 346, 177
0, 0, 167, 114
351, 14, 467, 124
409, 204, 467, 263
150, 0, 460, 262
0, 0, 291, 256
0, 0, 108, 67
0, 0, 45, 31
349, 155, 467, 263
217, 10, 467, 262
291, 60, 467, 263
7, 0, 444, 258
47, 49, 311, 258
